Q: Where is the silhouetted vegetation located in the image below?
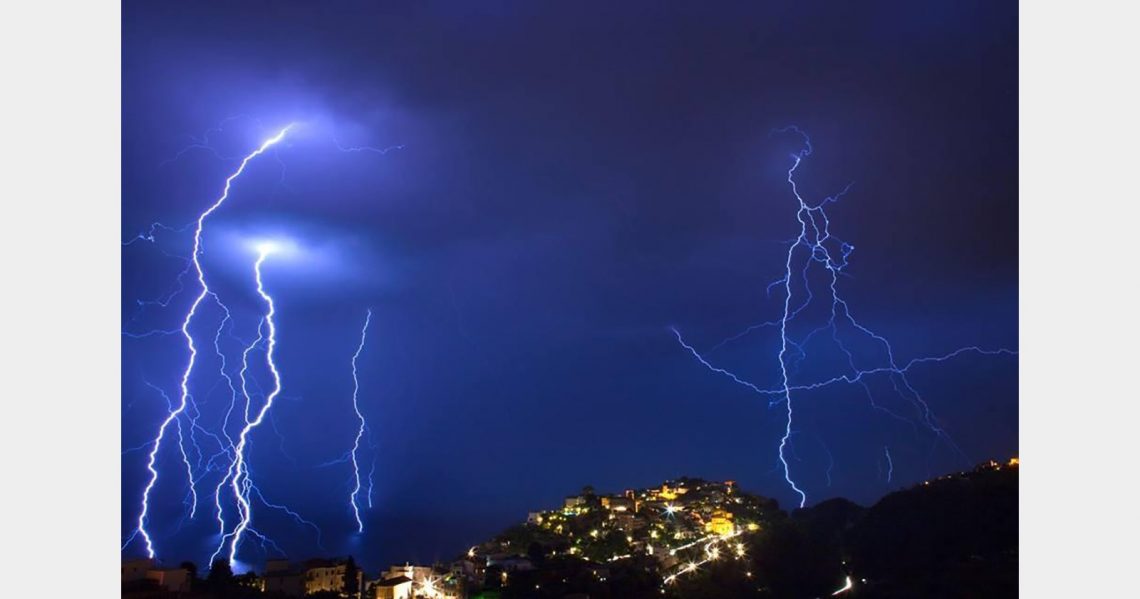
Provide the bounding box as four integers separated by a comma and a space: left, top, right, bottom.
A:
342, 556, 360, 597
846, 465, 1018, 598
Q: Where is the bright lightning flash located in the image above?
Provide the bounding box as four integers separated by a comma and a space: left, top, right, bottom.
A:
672, 127, 1017, 508
213, 244, 284, 566
134, 126, 292, 559
349, 308, 374, 533
125, 120, 399, 566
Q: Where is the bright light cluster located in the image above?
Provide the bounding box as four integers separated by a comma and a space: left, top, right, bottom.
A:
662, 529, 745, 586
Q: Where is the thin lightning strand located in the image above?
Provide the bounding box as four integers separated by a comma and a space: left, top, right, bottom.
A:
251, 487, 326, 553
212, 303, 241, 450
820, 436, 835, 488
883, 446, 894, 484
211, 320, 264, 559
333, 138, 406, 155
671, 327, 780, 405
349, 308, 374, 533
158, 114, 261, 167
673, 337, 1013, 399
367, 460, 378, 509
134, 126, 291, 559
173, 418, 197, 514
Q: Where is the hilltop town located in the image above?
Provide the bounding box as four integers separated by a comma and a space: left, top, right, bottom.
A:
123, 458, 1018, 598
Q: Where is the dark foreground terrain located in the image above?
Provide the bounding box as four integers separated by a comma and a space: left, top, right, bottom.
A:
478, 461, 1017, 599
124, 459, 1017, 599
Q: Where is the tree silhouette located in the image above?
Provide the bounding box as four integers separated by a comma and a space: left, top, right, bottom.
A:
206, 558, 234, 592
179, 561, 199, 591
343, 556, 360, 598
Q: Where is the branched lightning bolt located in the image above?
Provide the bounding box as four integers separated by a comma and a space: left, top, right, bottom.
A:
349, 309, 374, 533
214, 247, 286, 566
126, 121, 403, 564
132, 126, 291, 559
773, 131, 818, 508
672, 127, 1017, 508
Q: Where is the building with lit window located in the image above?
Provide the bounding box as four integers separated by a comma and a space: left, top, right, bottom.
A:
372, 575, 412, 599
299, 558, 364, 598
705, 510, 735, 537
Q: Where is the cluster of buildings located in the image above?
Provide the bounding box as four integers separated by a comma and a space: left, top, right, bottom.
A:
260, 558, 365, 597
121, 478, 781, 597
121, 556, 464, 599
470, 477, 777, 587
370, 564, 463, 599
920, 456, 1021, 488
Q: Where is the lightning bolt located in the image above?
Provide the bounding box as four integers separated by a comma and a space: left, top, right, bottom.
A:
367, 460, 378, 509
673, 127, 1017, 508
774, 130, 819, 508
349, 308, 374, 533
132, 126, 291, 559
883, 446, 894, 484
125, 120, 403, 565
820, 436, 835, 488
214, 246, 285, 565
210, 318, 263, 561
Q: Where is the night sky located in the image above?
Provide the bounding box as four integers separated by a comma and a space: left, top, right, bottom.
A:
121, 1, 1018, 572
